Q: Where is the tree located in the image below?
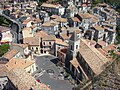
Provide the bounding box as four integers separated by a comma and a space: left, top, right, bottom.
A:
0, 16, 11, 26
109, 50, 120, 60
104, 0, 120, 9
0, 44, 9, 56
37, 0, 48, 6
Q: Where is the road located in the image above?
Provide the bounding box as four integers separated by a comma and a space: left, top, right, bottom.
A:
35, 55, 73, 90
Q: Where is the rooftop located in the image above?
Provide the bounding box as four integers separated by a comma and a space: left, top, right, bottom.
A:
93, 25, 104, 31
5, 58, 35, 71
79, 39, 111, 75
71, 17, 81, 22
55, 38, 68, 46
23, 37, 39, 46
97, 41, 106, 47
78, 13, 92, 19
11, 43, 28, 49
42, 21, 59, 27
8, 68, 50, 90
103, 44, 117, 52
60, 34, 70, 40
41, 3, 62, 8
42, 35, 56, 41
3, 49, 19, 60
50, 15, 61, 19
54, 17, 67, 23
34, 30, 48, 38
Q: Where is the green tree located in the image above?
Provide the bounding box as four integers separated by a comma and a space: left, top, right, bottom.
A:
37, 0, 48, 6
0, 16, 11, 26
109, 50, 120, 60
0, 44, 9, 56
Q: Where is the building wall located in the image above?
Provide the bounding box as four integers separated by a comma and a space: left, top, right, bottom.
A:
55, 44, 68, 57
25, 63, 36, 74
22, 29, 33, 38
1, 30, 12, 43
30, 45, 40, 54
14, 52, 23, 58
77, 53, 95, 80
42, 40, 55, 55
41, 25, 58, 35
41, 6, 64, 15
59, 7, 65, 15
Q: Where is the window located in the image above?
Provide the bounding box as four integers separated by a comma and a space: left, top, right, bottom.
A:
36, 47, 38, 50
58, 47, 60, 50
44, 51, 46, 53
31, 47, 33, 50
76, 45, 78, 49
43, 42, 45, 45
36, 67, 38, 70
71, 45, 72, 50
49, 42, 51, 45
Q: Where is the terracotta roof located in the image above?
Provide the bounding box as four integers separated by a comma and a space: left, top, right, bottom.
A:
34, 18, 42, 23
23, 27, 31, 31
60, 34, 70, 40
71, 17, 81, 22
41, 3, 61, 8
76, 30, 81, 34
97, 41, 106, 47
23, 37, 39, 46
93, 25, 104, 31
50, 15, 61, 19
55, 38, 68, 46
11, 43, 29, 49
79, 39, 111, 75
97, 48, 109, 57
0, 64, 8, 76
54, 17, 67, 23
24, 35, 55, 45
7, 68, 51, 90
42, 35, 56, 41
91, 15, 99, 23
78, 13, 92, 19
34, 30, 48, 38
3, 49, 19, 60
42, 21, 59, 27
115, 51, 120, 56
103, 44, 117, 52
5, 58, 35, 71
